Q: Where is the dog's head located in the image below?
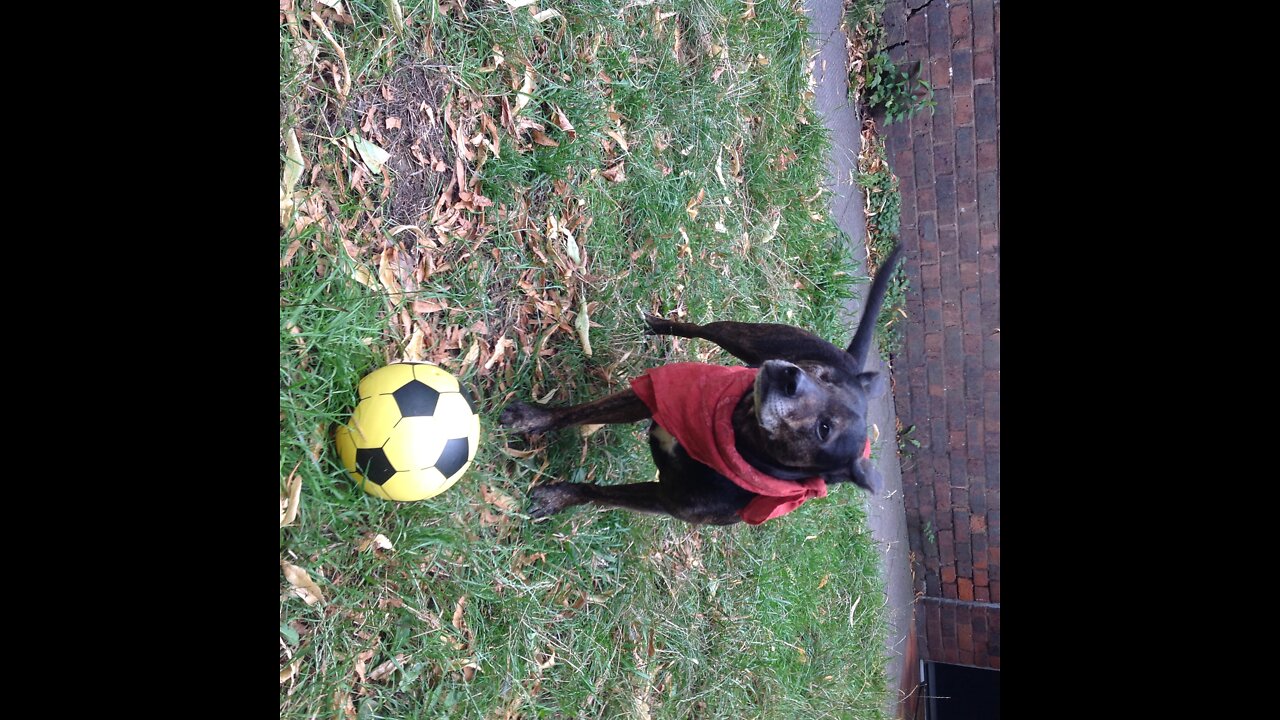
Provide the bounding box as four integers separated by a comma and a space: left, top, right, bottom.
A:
734, 358, 886, 494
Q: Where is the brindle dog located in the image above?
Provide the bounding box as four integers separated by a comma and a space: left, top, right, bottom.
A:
500, 243, 903, 525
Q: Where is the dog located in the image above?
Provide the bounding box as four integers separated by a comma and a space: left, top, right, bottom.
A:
499, 243, 903, 526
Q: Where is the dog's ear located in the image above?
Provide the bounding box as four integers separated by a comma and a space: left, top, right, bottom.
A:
855, 371, 887, 399
850, 457, 884, 495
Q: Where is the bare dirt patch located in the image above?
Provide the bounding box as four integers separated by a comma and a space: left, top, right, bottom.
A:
349, 60, 455, 226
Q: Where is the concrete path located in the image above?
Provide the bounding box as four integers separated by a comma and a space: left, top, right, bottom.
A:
807, 2, 918, 716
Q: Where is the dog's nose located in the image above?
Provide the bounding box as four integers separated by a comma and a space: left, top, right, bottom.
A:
765, 361, 805, 396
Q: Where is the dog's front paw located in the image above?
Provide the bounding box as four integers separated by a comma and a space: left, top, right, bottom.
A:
527, 483, 585, 519
643, 313, 678, 336
499, 401, 555, 434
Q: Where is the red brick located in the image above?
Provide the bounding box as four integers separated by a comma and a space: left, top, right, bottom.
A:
970, 514, 987, 533
976, 140, 997, 173
974, 49, 995, 82
953, 91, 974, 126
928, 4, 950, 58
958, 578, 974, 602
906, 10, 927, 48
956, 612, 974, 649
951, 48, 973, 92
990, 581, 1000, 603
942, 582, 957, 600
949, 4, 972, 47
973, 568, 989, 587
930, 56, 951, 89
965, 419, 984, 453
975, 83, 998, 142
973, 0, 995, 50
974, 586, 990, 603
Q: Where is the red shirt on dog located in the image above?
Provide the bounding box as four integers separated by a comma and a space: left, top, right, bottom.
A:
631, 363, 860, 525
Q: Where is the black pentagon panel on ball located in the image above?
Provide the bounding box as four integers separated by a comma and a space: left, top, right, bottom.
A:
354, 447, 398, 485
435, 437, 470, 478
392, 380, 440, 417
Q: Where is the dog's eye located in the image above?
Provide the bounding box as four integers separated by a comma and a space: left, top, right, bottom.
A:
817, 421, 831, 441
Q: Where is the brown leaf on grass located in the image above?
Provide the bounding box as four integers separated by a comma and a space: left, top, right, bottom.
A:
280, 462, 303, 527
413, 299, 447, 314
366, 654, 405, 683
601, 162, 626, 183
386, 116, 402, 130
551, 106, 577, 139
356, 533, 394, 553
484, 336, 514, 372
685, 188, 706, 219
513, 65, 535, 117
574, 298, 593, 357
482, 485, 521, 513
354, 649, 375, 683
531, 130, 559, 147
334, 690, 356, 720
460, 661, 479, 682
452, 595, 468, 631
605, 129, 629, 152
405, 326, 427, 361
280, 661, 300, 684
310, 11, 350, 100
532, 8, 563, 23
536, 649, 556, 670
282, 562, 325, 605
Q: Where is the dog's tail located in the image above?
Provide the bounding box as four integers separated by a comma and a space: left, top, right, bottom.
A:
845, 242, 903, 369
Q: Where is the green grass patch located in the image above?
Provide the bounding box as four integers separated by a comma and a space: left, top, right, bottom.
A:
281, 1, 889, 717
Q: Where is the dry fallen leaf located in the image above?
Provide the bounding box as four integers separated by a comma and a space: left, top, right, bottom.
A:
605, 129, 629, 152
482, 485, 520, 513
386, 116, 402, 129
504, 0, 537, 6
551, 107, 577, 139
533, 8, 563, 23
531, 129, 559, 147
280, 661, 300, 684
282, 562, 326, 606
575, 298, 593, 357
354, 649, 374, 683
366, 654, 405, 682
352, 265, 379, 290
452, 595, 468, 631
686, 188, 706, 219
356, 533, 394, 553
413, 299, 447, 314
350, 133, 391, 174
601, 162, 626, 183
280, 462, 303, 527
513, 66, 535, 117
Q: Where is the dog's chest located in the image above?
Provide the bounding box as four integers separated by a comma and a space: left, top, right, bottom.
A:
650, 424, 681, 457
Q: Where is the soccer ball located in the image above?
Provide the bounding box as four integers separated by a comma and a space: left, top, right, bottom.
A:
335, 363, 481, 501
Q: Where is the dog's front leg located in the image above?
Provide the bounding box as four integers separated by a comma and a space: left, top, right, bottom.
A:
527, 481, 668, 519
499, 389, 651, 435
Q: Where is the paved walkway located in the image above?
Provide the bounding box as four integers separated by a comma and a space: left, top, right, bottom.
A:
808, 3, 918, 717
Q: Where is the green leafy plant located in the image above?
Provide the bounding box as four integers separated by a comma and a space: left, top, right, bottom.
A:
865, 52, 936, 125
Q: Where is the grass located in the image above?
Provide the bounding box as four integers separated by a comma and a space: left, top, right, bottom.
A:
281, 1, 891, 717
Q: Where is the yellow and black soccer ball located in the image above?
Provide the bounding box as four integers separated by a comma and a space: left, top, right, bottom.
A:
335, 363, 481, 501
